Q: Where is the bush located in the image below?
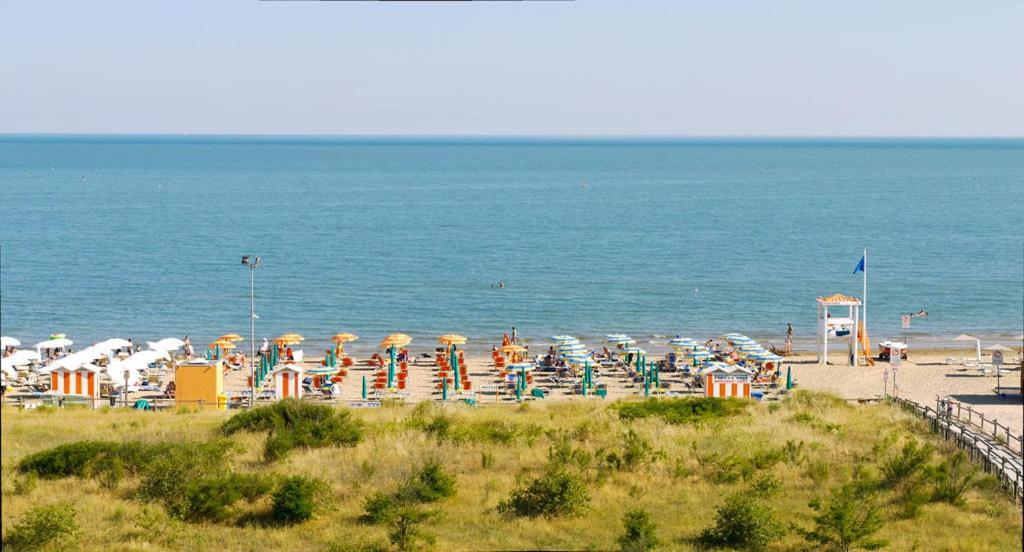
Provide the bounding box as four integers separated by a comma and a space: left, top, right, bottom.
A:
137, 440, 234, 518
698, 492, 784, 550
803, 485, 887, 551
386, 505, 440, 552
614, 397, 748, 425
183, 473, 274, 522
271, 475, 331, 524
547, 432, 593, 471
398, 460, 457, 503
17, 440, 152, 480
618, 509, 660, 552
931, 451, 979, 506
497, 468, 590, 518
362, 492, 400, 524
221, 400, 363, 462
3, 502, 78, 551
604, 429, 656, 472
881, 439, 933, 488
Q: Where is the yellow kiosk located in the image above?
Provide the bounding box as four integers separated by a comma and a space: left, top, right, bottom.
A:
175, 359, 225, 409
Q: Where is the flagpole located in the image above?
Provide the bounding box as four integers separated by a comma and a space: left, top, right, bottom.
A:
863, 248, 868, 356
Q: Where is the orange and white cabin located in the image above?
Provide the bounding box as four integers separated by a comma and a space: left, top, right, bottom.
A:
704, 364, 753, 399
271, 364, 303, 400
49, 364, 101, 398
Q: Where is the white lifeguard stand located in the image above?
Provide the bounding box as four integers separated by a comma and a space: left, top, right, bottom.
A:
816, 293, 861, 366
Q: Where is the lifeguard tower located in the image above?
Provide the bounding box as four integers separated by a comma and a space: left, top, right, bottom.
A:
816, 293, 861, 366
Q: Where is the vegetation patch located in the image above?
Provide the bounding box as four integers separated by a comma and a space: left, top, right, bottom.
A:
220, 399, 363, 461
497, 467, 590, 518
2, 502, 78, 551
613, 397, 748, 425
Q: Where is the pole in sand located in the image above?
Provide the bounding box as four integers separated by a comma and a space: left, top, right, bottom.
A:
242, 255, 261, 408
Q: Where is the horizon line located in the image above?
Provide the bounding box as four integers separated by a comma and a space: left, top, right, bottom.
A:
2, 132, 1022, 141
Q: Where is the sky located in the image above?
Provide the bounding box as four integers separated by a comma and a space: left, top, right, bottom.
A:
1, 0, 1022, 136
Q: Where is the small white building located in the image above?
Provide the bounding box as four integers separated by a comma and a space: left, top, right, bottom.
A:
271, 364, 304, 400
704, 364, 753, 398
816, 293, 861, 366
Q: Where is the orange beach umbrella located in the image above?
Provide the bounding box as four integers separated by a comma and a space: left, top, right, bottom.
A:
438, 334, 467, 346
331, 333, 359, 344
218, 333, 244, 342
380, 333, 412, 349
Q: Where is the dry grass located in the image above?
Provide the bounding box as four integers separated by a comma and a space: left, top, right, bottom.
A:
2, 395, 1021, 551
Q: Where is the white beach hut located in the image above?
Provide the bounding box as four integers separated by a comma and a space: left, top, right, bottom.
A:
271, 363, 304, 400
704, 364, 753, 398
49, 363, 101, 397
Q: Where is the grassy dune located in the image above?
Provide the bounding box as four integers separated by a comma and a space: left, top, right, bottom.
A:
2, 393, 1021, 551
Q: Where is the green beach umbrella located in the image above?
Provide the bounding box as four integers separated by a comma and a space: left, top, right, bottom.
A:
442, 377, 448, 401
451, 345, 460, 390
388, 346, 396, 388
786, 366, 793, 390
361, 375, 367, 399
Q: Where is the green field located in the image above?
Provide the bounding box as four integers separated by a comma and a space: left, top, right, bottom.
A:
2, 393, 1021, 551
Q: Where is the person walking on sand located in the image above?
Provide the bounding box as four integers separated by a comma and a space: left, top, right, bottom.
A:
259, 338, 270, 359
784, 323, 794, 356
183, 336, 194, 359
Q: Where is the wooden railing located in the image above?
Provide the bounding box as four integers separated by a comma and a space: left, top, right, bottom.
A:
934, 397, 1022, 456
892, 397, 1023, 504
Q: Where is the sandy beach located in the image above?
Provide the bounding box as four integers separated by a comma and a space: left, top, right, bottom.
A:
202, 345, 1024, 434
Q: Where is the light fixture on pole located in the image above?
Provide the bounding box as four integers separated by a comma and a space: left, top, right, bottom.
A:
242, 255, 261, 408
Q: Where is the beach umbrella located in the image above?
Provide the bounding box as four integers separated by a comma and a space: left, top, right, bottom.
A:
361, 375, 367, 399
953, 334, 982, 363
564, 354, 590, 365
148, 337, 185, 351
218, 334, 244, 342
668, 337, 697, 347
332, 332, 359, 344
606, 334, 634, 344
550, 335, 578, 344
1, 337, 21, 348
442, 377, 449, 401
380, 333, 412, 349
35, 337, 73, 350
438, 334, 467, 346
275, 335, 303, 346
509, 361, 534, 372
622, 347, 646, 356
388, 346, 397, 388
451, 345, 460, 390
786, 366, 793, 390
500, 344, 527, 354
686, 349, 712, 359
280, 333, 305, 342
210, 340, 236, 350
2, 350, 39, 369
305, 366, 336, 376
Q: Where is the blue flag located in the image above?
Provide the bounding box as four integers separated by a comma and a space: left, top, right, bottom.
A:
853, 255, 865, 274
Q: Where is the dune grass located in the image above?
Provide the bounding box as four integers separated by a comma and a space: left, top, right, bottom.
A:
2, 393, 1021, 551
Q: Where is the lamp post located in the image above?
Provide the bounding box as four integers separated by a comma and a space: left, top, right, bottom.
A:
242, 255, 261, 408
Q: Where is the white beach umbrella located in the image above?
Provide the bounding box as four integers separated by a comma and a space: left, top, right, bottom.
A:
606, 334, 633, 344
2, 350, 40, 369
94, 338, 131, 351
686, 349, 712, 358
668, 337, 698, 347
564, 354, 592, 365
1, 336, 21, 348
35, 338, 73, 350
953, 334, 982, 363
551, 335, 578, 344
148, 337, 185, 351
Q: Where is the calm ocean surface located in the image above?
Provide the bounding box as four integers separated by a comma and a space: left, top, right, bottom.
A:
1, 136, 1022, 353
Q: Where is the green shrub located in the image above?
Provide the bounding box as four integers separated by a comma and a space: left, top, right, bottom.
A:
3, 502, 78, 551
547, 432, 593, 472
10, 473, 38, 496
604, 429, 656, 472
614, 397, 747, 425
271, 475, 331, 524
183, 473, 274, 522
802, 484, 887, 551
881, 439, 933, 488
221, 400, 363, 462
137, 440, 234, 518
386, 505, 440, 552
481, 451, 495, 469
698, 492, 784, 550
750, 473, 783, 496
497, 468, 590, 518
931, 451, 979, 506
362, 492, 400, 524
618, 509, 660, 552
398, 460, 457, 503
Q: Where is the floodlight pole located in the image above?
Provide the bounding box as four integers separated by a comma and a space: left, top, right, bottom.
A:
243, 256, 261, 408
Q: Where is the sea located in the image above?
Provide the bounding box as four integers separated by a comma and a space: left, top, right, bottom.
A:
1, 136, 1022, 355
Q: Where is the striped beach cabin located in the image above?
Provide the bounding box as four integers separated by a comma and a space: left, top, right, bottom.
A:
272, 364, 303, 400
49, 364, 101, 398
704, 365, 753, 399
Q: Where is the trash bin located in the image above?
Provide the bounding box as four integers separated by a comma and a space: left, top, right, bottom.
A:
217, 393, 228, 411
109, 394, 117, 407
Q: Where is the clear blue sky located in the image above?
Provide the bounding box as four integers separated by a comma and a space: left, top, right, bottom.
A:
2, 0, 1022, 136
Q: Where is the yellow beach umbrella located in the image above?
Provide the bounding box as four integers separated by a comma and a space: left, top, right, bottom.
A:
380, 333, 412, 349
209, 340, 236, 350
218, 333, 244, 342
499, 344, 526, 354
280, 333, 305, 342
438, 334, 468, 346
275, 335, 303, 346
331, 332, 359, 344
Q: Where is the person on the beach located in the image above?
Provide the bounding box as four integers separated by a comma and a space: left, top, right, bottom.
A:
785, 323, 794, 355
259, 338, 269, 358
511, 326, 518, 344
286, 346, 294, 361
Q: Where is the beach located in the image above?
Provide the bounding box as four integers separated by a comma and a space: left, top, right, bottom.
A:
199, 344, 1023, 434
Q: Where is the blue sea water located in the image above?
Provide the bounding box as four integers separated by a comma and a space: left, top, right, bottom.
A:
1, 136, 1022, 353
